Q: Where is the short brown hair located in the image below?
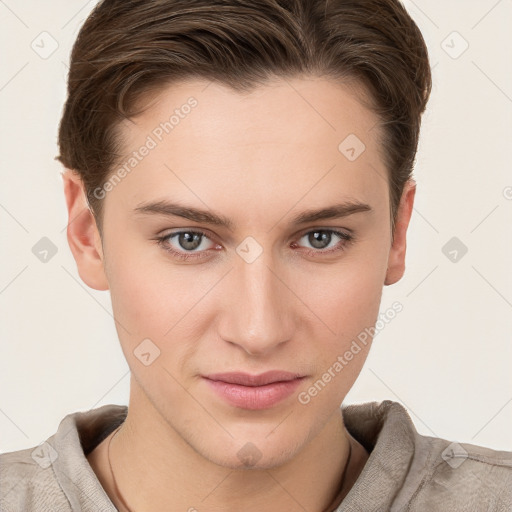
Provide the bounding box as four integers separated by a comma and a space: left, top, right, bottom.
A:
57, 0, 431, 236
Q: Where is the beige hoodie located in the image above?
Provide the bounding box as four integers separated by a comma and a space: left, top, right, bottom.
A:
1, 400, 511, 511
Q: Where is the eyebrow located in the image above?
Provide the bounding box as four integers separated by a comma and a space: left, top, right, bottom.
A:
133, 199, 373, 229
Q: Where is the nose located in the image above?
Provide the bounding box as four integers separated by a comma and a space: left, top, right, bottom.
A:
218, 250, 293, 356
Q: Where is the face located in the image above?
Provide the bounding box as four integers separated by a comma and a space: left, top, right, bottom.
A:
66, 76, 414, 469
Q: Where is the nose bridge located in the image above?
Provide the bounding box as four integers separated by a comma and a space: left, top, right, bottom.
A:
221, 248, 291, 355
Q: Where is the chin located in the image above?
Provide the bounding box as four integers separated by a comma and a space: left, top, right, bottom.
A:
197, 432, 304, 471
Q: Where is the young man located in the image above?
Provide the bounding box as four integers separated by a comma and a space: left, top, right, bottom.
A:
1, 0, 511, 510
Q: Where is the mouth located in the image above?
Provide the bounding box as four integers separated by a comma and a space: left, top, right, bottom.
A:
202, 371, 306, 410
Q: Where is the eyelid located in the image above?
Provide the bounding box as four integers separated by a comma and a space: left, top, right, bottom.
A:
158, 226, 215, 238
295, 225, 353, 239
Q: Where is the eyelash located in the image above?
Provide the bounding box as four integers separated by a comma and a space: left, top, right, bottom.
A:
154, 228, 354, 261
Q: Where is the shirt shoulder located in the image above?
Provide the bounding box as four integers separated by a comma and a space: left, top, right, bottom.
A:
397, 433, 512, 511
340, 400, 512, 512
0, 443, 71, 511
0, 404, 127, 512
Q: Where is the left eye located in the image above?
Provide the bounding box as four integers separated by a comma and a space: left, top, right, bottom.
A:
297, 229, 351, 251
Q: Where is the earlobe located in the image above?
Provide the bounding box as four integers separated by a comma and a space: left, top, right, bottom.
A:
384, 179, 416, 286
61, 169, 109, 291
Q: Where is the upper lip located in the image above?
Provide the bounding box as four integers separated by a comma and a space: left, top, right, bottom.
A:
204, 371, 305, 387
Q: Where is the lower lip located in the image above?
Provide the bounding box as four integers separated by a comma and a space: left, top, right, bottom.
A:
203, 377, 304, 410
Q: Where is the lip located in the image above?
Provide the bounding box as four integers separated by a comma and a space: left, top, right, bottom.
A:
202, 371, 305, 410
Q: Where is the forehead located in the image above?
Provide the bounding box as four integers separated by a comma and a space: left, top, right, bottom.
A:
109, 77, 388, 220
121, 76, 380, 156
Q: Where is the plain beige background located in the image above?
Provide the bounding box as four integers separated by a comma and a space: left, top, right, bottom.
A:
1, 0, 511, 453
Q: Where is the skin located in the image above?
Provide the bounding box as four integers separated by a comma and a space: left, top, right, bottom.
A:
63, 76, 415, 512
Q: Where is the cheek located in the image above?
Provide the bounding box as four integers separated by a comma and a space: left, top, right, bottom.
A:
106, 253, 214, 402
293, 265, 384, 410
290, 242, 388, 403
294, 248, 388, 342
105, 238, 215, 353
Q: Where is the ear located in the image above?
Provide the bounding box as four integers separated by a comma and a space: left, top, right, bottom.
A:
384, 179, 416, 286
61, 169, 109, 291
